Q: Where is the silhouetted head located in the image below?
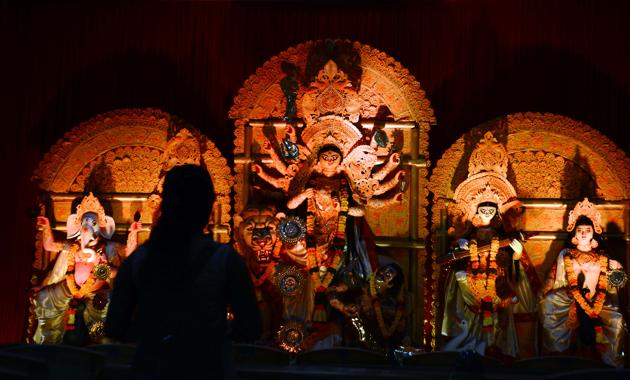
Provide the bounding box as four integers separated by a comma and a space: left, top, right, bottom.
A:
156, 164, 215, 234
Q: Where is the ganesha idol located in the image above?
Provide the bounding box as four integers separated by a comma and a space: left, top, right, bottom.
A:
32, 193, 140, 345
234, 206, 312, 344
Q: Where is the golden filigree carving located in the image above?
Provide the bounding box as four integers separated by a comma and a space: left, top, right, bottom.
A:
151, 128, 234, 229
468, 132, 508, 177
301, 116, 362, 158
73, 192, 108, 229
567, 198, 603, 234
200, 136, 233, 229
505, 112, 630, 200
450, 132, 517, 226
33, 108, 175, 192
33, 108, 233, 231
229, 40, 435, 156
430, 112, 630, 205
71, 146, 162, 193
301, 60, 363, 125
507, 151, 598, 199
508, 151, 563, 198
162, 128, 201, 170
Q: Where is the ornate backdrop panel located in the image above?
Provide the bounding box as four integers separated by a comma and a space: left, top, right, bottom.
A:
229, 40, 436, 343
27, 108, 233, 341
428, 112, 630, 351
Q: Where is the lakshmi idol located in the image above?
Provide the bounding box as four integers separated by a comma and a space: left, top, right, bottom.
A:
441, 132, 538, 358
540, 198, 626, 367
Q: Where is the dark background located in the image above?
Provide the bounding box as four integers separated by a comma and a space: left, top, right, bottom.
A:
1, 0, 629, 343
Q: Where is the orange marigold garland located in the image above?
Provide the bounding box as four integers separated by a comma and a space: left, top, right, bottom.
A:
466, 237, 501, 333
563, 249, 609, 351
64, 245, 100, 300
306, 178, 349, 322
63, 244, 110, 331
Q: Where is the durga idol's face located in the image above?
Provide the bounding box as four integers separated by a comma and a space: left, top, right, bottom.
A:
575, 224, 594, 247
318, 150, 341, 172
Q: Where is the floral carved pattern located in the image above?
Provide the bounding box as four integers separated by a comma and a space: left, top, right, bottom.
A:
229, 40, 435, 156
508, 151, 596, 199
301, 60, 363, 125
33, 108, 233, 228
33, 108, 175, 192
71, 147, 162, 193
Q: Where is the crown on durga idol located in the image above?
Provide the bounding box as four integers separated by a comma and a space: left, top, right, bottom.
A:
252, 60, 404, 209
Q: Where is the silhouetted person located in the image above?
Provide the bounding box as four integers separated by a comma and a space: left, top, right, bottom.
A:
105, 164, 261, 379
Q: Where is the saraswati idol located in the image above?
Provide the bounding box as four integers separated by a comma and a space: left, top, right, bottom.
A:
440, 132, 539, 358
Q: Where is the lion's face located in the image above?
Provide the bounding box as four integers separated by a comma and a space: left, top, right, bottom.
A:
236, 209, 280, 265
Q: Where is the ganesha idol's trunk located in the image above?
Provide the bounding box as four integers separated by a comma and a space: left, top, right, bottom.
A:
80, 226, 98, 263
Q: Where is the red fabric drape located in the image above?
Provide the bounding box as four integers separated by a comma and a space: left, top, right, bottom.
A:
1, 0, 629, 343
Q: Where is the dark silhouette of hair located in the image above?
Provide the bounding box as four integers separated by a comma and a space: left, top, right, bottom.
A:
317, 144, 342, 158
148, 164, 215, 254
573, 215, 594, 230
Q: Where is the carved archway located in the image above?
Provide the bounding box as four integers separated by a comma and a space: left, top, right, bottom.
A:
28, 108, 233, 341
229, 40, 436, 344
32, 108, 232, 236
427, 112, 630, 350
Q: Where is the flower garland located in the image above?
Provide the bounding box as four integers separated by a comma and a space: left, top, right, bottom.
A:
63, 244, 108, 331
305, 178, 348, 294
466, 237, 500, 333
563, 249, 609, 351
564, 250, 608, 318
369, 273, 405, 339
64, 244, 101, 300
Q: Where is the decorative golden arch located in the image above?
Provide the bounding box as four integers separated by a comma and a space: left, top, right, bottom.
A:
28, 108, 234, 341
427, 112, 630, 350
32, 107, 233, 248
229, 39, 435, 228
229, 40, 436, 344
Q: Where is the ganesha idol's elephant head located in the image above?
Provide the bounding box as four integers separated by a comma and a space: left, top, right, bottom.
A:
234, 206, 284, 274
66, 193, 115, 263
